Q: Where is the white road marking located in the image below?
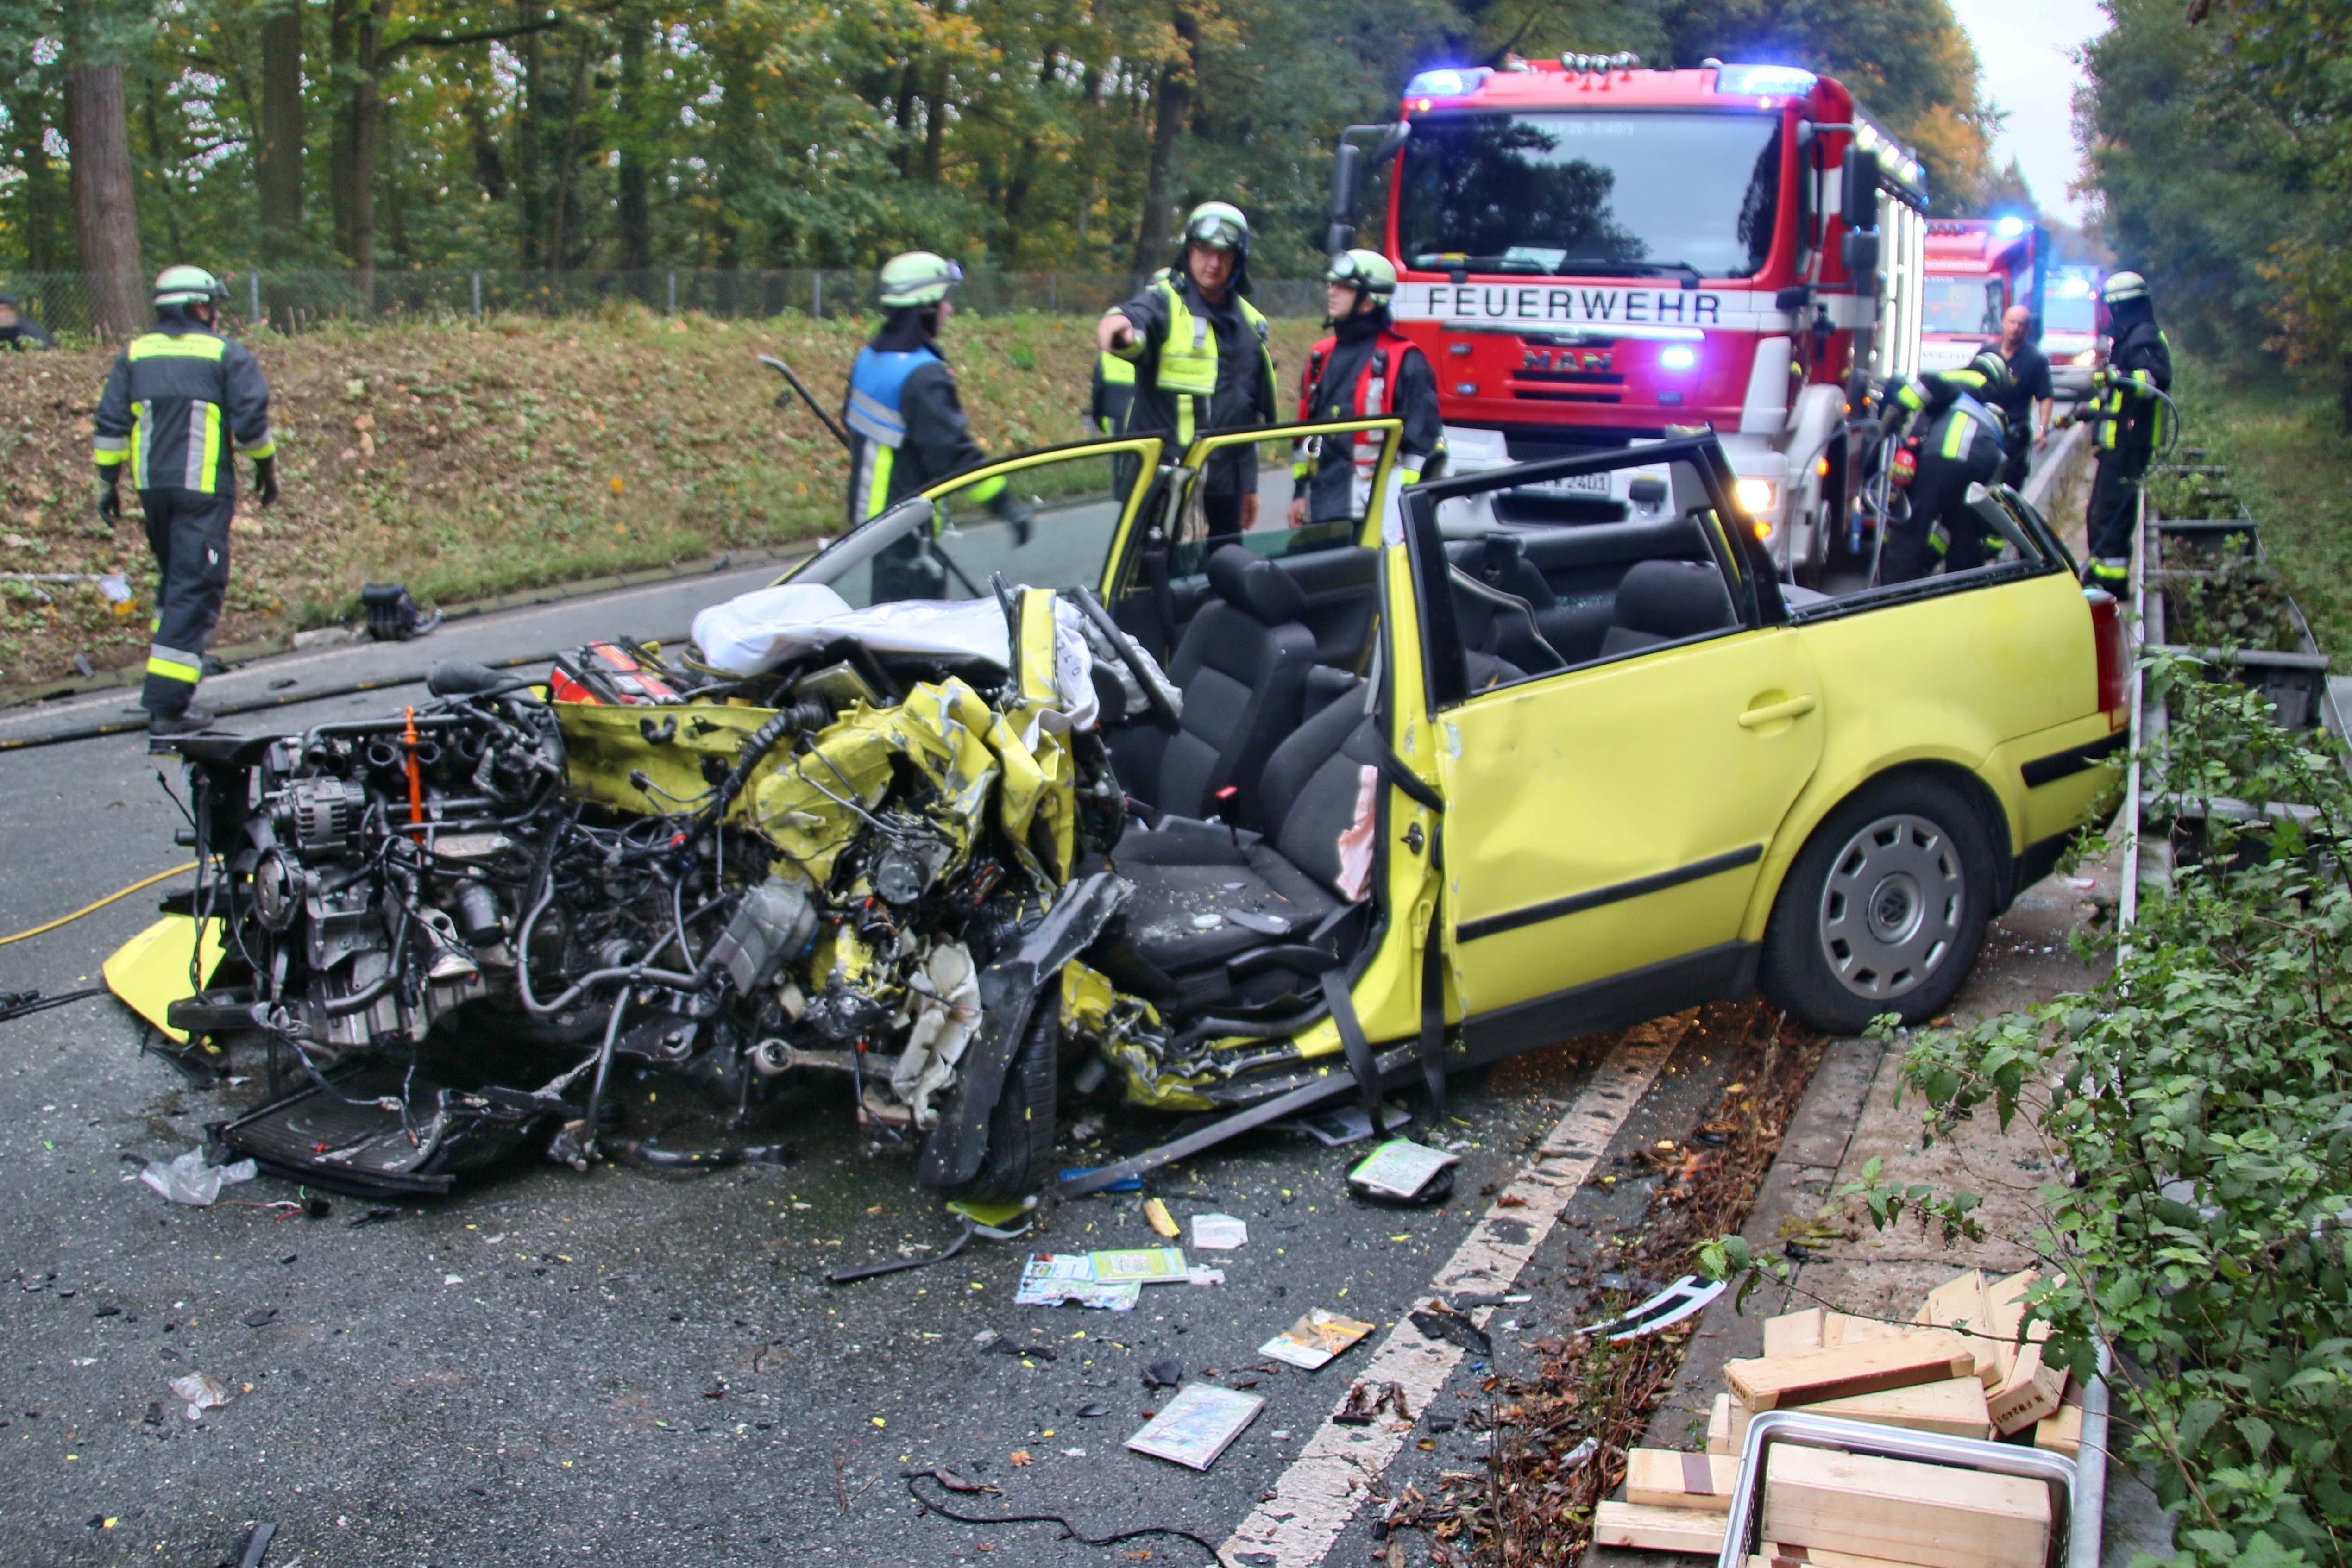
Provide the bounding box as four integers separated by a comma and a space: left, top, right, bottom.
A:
1221, 1016, 1691, 1567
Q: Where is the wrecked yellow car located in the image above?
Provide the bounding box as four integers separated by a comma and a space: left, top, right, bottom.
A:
146, 418, 2122, 1203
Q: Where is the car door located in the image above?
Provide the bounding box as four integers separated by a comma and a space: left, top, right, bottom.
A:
1105, 418, 1404, 667
1400, 437, 1828, 1036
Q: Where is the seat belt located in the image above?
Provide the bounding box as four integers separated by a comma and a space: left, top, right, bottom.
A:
1321, 968, 1400, 1134
1345, 725, 1445, 815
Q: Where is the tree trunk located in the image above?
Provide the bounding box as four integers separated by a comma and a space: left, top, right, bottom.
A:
328, 0, 353, 258
67, 63, 145, 339
141, 73, 189, 261
616, 16, 652, 270
10, 93, 68, 273
517, 26, 547, 266
257, 0, 304, 260
545, 33, 597, 271
892, 58, 919, 177
919, 60, 948, 184
1131, 8, 1197, 278
348, 0, 389, 302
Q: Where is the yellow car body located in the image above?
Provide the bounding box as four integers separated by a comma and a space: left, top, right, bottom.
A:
768, 418, 2122, 1110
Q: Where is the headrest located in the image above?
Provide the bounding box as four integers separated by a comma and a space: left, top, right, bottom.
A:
1612, 559, 1735, 641
1480, 533, 1525, 575
1205, 545, 1305, 626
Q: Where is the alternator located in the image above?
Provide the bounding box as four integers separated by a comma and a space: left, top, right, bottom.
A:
274, 778, 368, 856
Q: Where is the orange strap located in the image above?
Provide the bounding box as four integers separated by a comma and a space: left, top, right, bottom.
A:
403, 706, 425, 840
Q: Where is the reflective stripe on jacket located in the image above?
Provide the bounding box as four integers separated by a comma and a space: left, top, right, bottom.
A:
93, 327, 274, 495
1110, 277, 1273, 445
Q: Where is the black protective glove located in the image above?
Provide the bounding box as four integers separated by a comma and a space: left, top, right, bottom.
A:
94, 474, 121, 527
253, 456, 279, 508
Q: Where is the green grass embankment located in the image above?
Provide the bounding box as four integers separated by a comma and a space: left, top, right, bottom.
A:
0, 307, 1321, 690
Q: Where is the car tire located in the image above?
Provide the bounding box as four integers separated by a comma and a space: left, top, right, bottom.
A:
936, 1001, 1059, 1204
1759, 773, 1997, 1036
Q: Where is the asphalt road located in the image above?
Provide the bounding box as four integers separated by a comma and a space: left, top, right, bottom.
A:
0, 433, 2089, 1567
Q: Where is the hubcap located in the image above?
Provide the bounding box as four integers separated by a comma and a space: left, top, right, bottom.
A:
1817, 813, 1965, 1001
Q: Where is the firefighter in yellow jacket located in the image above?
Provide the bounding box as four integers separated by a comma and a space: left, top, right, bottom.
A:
1094, 203, 1278, 539
93, 266, 279, 735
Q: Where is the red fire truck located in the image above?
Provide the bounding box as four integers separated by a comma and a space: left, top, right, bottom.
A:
1327, 53, 1930, 582
1920, 216, 2046, 372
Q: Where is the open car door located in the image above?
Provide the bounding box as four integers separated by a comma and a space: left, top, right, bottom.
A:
1103, 418, 1405, 672
1395, 436, 1830, 1057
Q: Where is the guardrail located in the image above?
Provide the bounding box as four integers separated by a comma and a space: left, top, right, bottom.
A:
2119, 450, 2351, 920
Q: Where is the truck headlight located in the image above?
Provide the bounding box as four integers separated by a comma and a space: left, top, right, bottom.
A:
1733, 477, 1777, 517
2072, 349, 2099, 367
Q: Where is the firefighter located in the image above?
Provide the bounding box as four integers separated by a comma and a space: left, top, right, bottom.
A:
1993, 304, 2054, 490
843, 251, 1030, 601
2080, 271, 2172, 589
0, 292, 54, 351
1094, 201, 1279, 539
1877, 351, 2011, 585
1089, 267, 1168, 437
1287, 250, 1445, 534
93, 266, 277, 736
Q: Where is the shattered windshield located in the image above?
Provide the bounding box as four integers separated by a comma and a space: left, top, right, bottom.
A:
1397, 110, 1784, 280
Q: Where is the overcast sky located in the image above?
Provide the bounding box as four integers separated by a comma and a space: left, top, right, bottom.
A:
1952, 0, 2110, 223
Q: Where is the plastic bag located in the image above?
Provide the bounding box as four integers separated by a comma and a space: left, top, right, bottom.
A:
140, 1146, 258, 1207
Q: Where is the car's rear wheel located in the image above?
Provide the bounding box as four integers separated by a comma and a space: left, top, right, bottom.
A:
1759, 774, 1996, 1035
933, 1002, 1059, 1204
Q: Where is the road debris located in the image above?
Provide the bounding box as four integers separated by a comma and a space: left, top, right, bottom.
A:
1143, 1197, 1181, 1238
1189, 1213, 1247, 1250
168, 1372, 231, 1419
1347, 1139, 1459, 1204
1259, 1309, 1375, 1370
1408, 1301, 1494, 1359
1578, 1273, 1727, 1341
1143, 1359, 1185, 1389
139, 1147, 258, 1207
1125, 1384, 1264, 1470
235, 1522, 277, 1568
1333, 1379, 1412, 1426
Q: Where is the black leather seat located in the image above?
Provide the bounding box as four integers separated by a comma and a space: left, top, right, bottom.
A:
1103, 675, 1372, 999
1119, 545, 1317, 823
1597, 558, 1737, 656
1456, 534, 1614, 664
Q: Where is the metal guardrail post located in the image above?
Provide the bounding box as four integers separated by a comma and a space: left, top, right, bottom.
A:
813, 271, 824, 320
666, 270, 677, 316
471, 271, 482, 320
249, 271, 261, 325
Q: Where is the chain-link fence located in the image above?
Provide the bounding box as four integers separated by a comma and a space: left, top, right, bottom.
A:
0, 267, 1327, 339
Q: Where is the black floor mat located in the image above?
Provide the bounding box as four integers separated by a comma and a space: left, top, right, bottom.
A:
220, 1061, 564, 1198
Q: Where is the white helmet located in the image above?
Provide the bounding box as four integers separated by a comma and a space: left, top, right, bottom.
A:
2101, 271, 2149, 307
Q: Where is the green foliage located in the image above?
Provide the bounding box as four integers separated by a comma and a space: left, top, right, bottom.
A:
0, 0, 2003, 280
2085, 0, 2352, 403
1710, 657, 2352, 1566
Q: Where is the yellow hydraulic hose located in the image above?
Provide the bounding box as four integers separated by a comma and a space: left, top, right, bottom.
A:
0, 863, 198, 947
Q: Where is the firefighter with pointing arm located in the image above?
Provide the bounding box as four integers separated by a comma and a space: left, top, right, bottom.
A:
1094, 201, 1278, 539
1876, 351, 2011, 585
1289, 250, 1445, 535
93, 265, 279, 737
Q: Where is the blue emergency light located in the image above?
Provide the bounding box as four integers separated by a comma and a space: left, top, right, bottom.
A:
1712, 63, 1816, 96
1404, 67, 1488, 98
1994, 214, 2030, 238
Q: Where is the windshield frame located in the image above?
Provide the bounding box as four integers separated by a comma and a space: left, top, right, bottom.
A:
772, 433, 1166, 603
1387, 105, 1795, 284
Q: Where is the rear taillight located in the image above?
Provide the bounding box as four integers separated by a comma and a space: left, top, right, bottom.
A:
2085, 587, 2126, 717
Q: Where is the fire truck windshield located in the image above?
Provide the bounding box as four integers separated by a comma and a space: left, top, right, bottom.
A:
1922, 275, 2004, 336
1396, 111, 1784, 280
